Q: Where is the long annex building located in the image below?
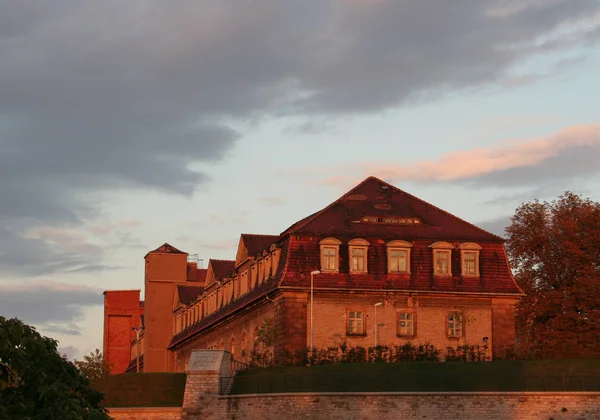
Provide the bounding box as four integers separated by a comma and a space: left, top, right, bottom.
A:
103, 177, 523, 374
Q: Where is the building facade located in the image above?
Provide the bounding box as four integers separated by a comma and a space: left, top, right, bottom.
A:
103, 177, 523, 374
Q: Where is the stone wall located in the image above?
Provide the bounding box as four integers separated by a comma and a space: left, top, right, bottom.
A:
107, 407, 182, 420
189, 392, 600, 420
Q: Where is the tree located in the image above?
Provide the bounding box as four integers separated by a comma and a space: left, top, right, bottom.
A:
0, 317, 110, 419
74, 349, 110, 381
506, 192, 600, 358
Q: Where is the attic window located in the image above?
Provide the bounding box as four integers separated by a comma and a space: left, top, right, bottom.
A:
360, 216, 421, 225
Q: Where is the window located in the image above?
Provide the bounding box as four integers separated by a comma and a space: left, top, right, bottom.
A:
348, 238, 369, 274
320, 238, 341, 272
447, 312, 463, 338
430, 242, 453, 276
387, 240, 413, 273
397, 312, 415, 337
459, 243, 481, 277
347, 310, 365, 335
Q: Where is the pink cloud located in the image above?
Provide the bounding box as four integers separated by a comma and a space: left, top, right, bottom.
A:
315, 123, 600, 185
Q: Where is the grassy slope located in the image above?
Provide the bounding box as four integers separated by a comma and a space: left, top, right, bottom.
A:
92, 373, 187, 407
231, 360, 600, 394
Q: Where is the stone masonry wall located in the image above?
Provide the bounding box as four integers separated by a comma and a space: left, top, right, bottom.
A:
107, 407, 182, 420
187, 392, 600, 420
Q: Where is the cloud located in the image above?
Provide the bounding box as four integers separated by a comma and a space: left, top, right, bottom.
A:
351, 123, 600, 186
1, 0, 598, 276
58, 345, 79, 361
260, 196, 285, 206
0, 281, 103, 334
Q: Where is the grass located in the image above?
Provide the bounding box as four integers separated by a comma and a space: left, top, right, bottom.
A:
92, 372, 187, 407
230, 360, 600, 394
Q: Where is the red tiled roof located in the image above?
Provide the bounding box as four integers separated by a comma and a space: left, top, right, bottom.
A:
241, 234, 280, 256
168, 238, 291, 350
146, 243, 187, 256
187, 264, 207, 283
177, 285, 204, 306
282, 177, 503, 242
210, 259, 236, 280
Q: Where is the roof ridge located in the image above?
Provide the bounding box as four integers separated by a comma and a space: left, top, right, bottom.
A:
372, 177, 505, 242
282, 177, 378, 236
283, 175, 504, 242
241, 233, 279, 238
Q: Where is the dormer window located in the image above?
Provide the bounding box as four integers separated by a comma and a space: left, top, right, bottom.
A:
348, 238, 369, 274
320, 238, 341, 272
459, 243, 482, 277
430, 242, 454, 276
387, 240, 413, 273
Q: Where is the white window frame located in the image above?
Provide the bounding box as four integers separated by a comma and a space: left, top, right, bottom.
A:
447, 312, 463, 338
430, 241, 454, 276
397, 312, 415, 337
459, 243, 482, 277
387, 240, 413, 274
348, 238, 369, 274
347, 310, 365, 335
320, 238, 341, 273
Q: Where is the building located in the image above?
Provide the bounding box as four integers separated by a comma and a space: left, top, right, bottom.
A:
103, 177, 523, 374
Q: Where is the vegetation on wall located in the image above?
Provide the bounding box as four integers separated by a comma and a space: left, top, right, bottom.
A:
506, 192, 600, 359
92, 372, 187, 408
0, 316, 110, 419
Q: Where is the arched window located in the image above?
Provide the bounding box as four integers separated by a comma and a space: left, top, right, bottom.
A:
348, 238, 369, 274
459, 243, 482, 277
319, 238, 342, 272
241, 332, 247, 360
230, 337, 236, 358
430, 242, 454, 276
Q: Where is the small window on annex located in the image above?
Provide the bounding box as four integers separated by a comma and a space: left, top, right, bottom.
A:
447, 312, 463, 338
397, 312, 415, 337
320, 238, 341, 272
387, 240, 413, 274
348, 238, 369, 274
459, 243, 482, 277
430, 242, 454, 276
347, 310, 365, 335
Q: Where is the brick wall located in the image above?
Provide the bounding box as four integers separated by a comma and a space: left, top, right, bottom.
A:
309, 292, 493, 358
103, 290, 143, 375
107, 407, 182, 419
186, 393, 600, 420
174, 301, 275, 370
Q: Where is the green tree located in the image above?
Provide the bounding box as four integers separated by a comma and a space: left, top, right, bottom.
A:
506, 192, 600, 358
0, 317, 110, 419
74, 349, 111, 381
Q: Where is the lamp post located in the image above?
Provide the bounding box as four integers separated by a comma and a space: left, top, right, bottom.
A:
374, 302, 383, 347
132, 326, 143, 373
310, 270, 320, 354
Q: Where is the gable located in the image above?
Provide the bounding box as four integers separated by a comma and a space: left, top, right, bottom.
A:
282, 176, 503, 242
145, 243, 187, 258
234, 236, 249, 267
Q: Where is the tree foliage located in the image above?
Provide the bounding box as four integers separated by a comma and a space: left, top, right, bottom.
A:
74, 349, 110, 381
0, 317, 110, 419
506, 192, 600, 358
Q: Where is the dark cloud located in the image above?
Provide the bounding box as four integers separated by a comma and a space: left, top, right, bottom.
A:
1, 0, 597, 276
0, 282, 103, 334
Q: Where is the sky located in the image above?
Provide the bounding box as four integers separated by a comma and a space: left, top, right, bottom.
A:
0, 0, 599, 360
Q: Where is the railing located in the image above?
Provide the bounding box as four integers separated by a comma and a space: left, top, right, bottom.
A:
219, 372, 600, 395
219, 358, 250, 394
231, 359, 249, 373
